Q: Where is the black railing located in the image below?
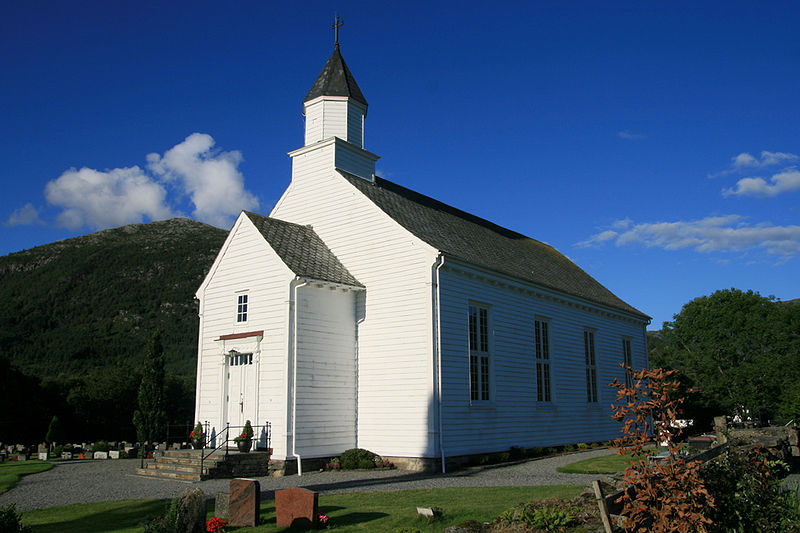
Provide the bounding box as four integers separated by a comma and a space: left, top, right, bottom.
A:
199, 421, 271, 476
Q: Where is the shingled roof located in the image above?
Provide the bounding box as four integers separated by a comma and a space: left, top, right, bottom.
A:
340, 173, 648, 319
244, 211, 363, 288
303, 43, 367, 107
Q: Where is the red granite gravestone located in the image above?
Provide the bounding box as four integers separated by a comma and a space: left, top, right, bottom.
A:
229, 478, 260, 527
275, 487, 318, 528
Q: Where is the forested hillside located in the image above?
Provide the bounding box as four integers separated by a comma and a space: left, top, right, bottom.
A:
0, 218, 227, 443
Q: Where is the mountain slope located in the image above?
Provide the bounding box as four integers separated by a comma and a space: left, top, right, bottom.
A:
0, 218, 227, 442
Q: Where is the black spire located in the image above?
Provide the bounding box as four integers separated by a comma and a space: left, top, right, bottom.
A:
303, 33, 367, 106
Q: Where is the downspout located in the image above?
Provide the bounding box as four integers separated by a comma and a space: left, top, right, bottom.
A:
433, 255, 446, 473
290, 278, 309, 475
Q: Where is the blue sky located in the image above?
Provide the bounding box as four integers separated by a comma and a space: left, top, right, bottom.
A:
2, 1, 799, 329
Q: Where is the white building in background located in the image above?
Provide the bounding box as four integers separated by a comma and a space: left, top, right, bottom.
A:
194, 40, 650, 473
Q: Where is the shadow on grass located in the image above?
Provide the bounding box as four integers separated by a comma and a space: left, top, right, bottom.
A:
26, 499, 167, 533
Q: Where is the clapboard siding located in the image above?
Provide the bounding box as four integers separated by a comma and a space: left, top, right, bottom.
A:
195, 216, 294, 458
293, 285, 357, 456
437, 262, 648, 456
272, 158, 440, 457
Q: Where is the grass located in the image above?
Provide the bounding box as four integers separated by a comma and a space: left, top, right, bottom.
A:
0, 460, 53, 494
556, 447, 661, 475
21, 485, 585, 533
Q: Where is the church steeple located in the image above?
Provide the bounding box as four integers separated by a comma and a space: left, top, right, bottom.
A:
290, 21, 378, 183
301, 18, 368, 149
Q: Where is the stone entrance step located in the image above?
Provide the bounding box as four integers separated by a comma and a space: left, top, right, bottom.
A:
135, 449, 271, 480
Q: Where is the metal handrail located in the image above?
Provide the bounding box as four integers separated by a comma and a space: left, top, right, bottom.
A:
199, 421, 271, 477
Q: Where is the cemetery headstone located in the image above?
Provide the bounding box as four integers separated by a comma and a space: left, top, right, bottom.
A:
229, 478, 260, 527
109, 450, 120, 459
215, 492, 230, 520
177, 487, 206, 533
275, 487, 318, 528
93, 451, 108, 460
38, 452, 48, 461
61, 452, 72, 460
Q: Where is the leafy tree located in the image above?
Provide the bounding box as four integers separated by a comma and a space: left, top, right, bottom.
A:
133, 331, 167, 442
651, 289, 800, 421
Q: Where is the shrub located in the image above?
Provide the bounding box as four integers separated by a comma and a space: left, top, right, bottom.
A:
339, 448, 378, 470
0, 504, 32, 533
509, 446, 526, 459
703, 446, 800, 533
577, 442, 590, 449
91, 440, 110, 453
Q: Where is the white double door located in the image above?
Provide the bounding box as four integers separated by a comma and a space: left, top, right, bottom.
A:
225, 351, 257, 435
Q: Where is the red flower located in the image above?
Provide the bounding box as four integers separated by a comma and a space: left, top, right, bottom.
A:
206, 516, 228, 532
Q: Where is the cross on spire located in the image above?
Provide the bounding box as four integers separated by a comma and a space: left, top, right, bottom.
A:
332, 13, 343, 45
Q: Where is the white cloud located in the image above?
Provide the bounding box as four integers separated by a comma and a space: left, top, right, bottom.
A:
711, 150, 798, 178
578, 215, 800, 257
618, 130, 645, 140
147, 133, 258, 227
44, 166, 175, 230
3, 203, 44, 227
723, 169, 800, 198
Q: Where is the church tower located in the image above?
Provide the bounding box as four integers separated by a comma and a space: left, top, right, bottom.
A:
288, 21, 379, 182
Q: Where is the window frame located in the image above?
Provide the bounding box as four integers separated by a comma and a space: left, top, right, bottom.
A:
622, 337, 633, 388
534, 317, 552, 402
584, 328, 598, 403
236, 293, 249, 323
468, 302, 491, 403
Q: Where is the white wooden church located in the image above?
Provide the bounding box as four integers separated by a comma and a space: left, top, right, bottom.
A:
194, 39, 650, 472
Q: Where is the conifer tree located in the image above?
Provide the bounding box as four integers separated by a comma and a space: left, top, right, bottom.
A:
133, 331, 166, 442
45, 415, 65, 450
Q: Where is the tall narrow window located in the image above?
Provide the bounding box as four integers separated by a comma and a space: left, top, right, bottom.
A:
584, 329, 598, 403
622, 338, 633, 388
469, 304, 490, 401
236, 294, 248, 323
535, 319, 551, 402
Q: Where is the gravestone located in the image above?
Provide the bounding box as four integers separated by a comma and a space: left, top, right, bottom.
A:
16, 454, 27, 461
38, 452, 48, 460
215, 492, 230, 519
229, 478, 260, 527
275, 487, 318, 528
61, 452, 72, 460
177, 487, 206, 533
93, 451, 108, 460
109, 450, 120, 459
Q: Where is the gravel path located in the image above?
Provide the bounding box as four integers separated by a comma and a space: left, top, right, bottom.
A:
0, 448, 615, 512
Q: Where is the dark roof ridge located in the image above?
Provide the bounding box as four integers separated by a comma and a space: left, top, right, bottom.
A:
242, 211, 363, 287
338, 172, 649, 320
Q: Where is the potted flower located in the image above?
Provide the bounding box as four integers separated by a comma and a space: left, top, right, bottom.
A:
233, 420, 254, 452
189, 422, 204, 449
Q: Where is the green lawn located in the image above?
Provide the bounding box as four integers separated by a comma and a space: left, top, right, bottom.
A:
0, 461, 53, 494
22, 485, 585, 533
556, 447, 662, 474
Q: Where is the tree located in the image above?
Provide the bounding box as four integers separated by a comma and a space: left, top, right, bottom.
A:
133, 331, 167, 442
652, 289, 800, 421
611, 366, 713, 532
45, 415, 65, 450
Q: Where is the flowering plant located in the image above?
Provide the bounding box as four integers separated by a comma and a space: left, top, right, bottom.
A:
315, 511, 330, 528
189, 422, 204, 440
206, 516, 228, 532
233, 420, 254, 443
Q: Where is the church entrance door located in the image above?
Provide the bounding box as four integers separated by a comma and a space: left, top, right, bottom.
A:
225, 351, 256, 437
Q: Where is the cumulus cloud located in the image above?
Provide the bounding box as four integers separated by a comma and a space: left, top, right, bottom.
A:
3, 203, 44, 227
45, 166, 175, 230
147, 133, 258, 227
723, 169, 800, 198
578, 215, 800, 257
27, 133, 258, 231
618, 130, 645, 140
